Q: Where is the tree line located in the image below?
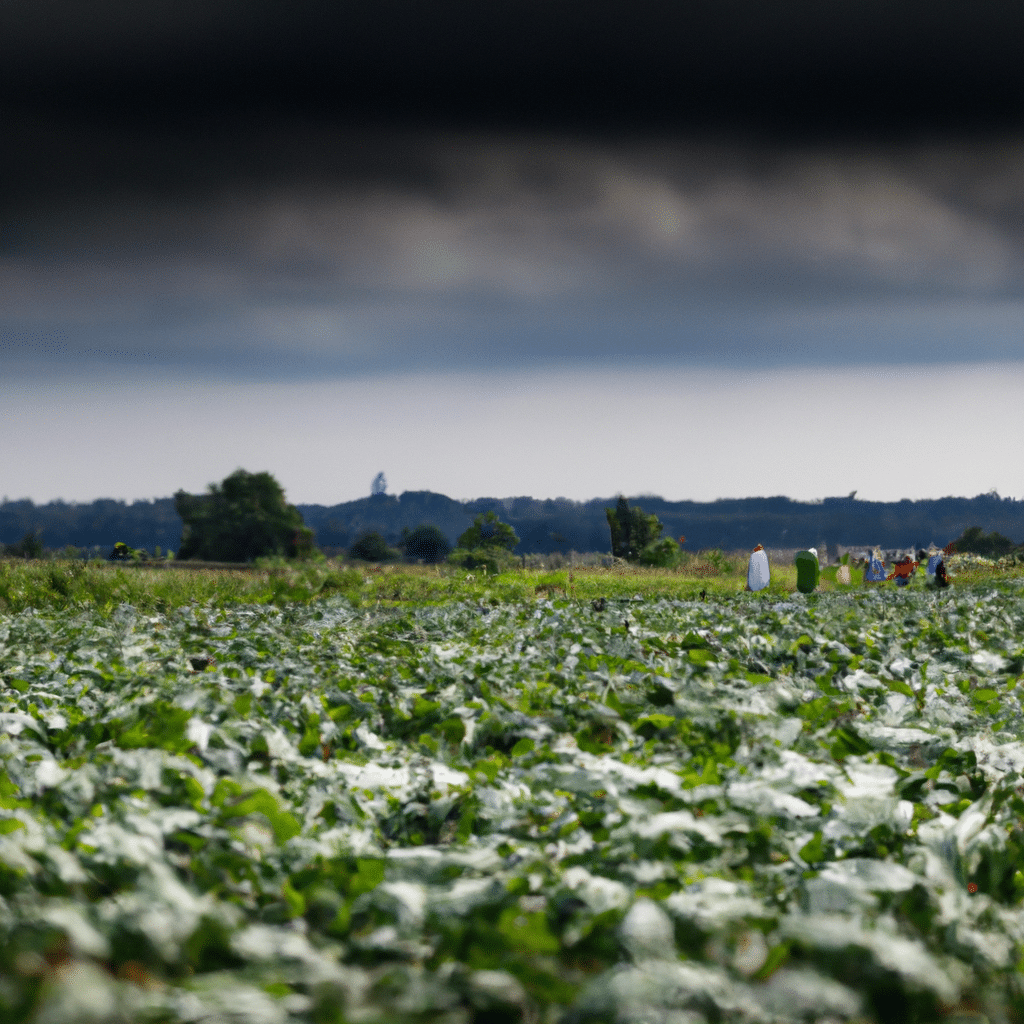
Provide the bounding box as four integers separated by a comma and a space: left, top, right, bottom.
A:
3, 475, 1024, 563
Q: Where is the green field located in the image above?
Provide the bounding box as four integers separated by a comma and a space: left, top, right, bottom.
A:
3, 558, 1024, 1023
2, 550, 1018, 617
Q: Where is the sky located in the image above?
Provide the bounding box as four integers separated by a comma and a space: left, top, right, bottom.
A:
2, 1, 1023, 507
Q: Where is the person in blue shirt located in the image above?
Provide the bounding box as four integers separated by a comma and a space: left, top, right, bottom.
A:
864, 549, 886, 582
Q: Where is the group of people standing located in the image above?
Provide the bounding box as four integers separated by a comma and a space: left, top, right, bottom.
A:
744, 542, 955, 593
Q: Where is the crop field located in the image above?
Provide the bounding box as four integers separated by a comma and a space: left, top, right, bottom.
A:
3, 560, 1024, 1023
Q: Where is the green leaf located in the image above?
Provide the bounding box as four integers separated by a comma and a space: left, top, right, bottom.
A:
183, 775, 205, 811
790, 634, 815, 655
752, 941, 791, 981
830, 725, 871, 761
298, 715, 321, 757
349, 859, 385, 897
218, 789, 301, 844
885, 677, 916, 698
497, 907, 560, 954
457, 798, 478, 842
413, 696, 442, 718
678, 632, 711, 649
474, 754, 507, 782
0, 772, 29, 810
116, 701, 193, 753
799, 831, 826, 864
638, 714, 675, 731
211, 779, 243, 808
441, 716, 467, 743
282, 878, 306, 918
510, 737, 535, 757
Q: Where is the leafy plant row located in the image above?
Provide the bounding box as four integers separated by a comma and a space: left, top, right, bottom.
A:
2, 582, 1024, 1022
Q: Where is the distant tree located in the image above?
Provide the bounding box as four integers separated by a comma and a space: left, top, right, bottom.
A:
402, 524, 452, 563
174, 469, 315, 562
447, 511, 519, 574
952, 526, 1019, 557
606, 496, 631, 559
456, 511, 519, 551
371, 472, 387, 496
2, 530, 44, 559
605, 496, 663, 561
349, 531, 398, 562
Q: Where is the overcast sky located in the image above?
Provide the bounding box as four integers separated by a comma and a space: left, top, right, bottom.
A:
2, 1, 1023, 507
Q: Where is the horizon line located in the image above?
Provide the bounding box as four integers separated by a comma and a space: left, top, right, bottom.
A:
2, 490, 1018, 508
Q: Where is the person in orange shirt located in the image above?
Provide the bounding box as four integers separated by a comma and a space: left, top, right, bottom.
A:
886, 556, 919, 586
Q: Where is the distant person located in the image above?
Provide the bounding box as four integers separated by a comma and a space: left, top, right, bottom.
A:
887, 555, 919, 586
795, 548, 819, 594
745, 544, 770, 592
108, 542, 131, 561
864, 549, 886, 582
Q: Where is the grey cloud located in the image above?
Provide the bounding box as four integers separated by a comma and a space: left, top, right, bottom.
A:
13, 131, 1024, 295
4, 125, 1024, 378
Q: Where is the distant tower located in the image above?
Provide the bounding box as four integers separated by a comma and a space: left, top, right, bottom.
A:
371, 472, 387, 497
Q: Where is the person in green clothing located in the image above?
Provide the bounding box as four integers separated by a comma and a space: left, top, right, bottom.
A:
795, 549, 819, 594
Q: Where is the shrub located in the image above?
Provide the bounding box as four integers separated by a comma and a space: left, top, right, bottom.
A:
688, 552, 737, 577
447, 546, 519, 575
456, 511, 519, 552
638, 537, 682, 568
349, 531, 399, 562
2, 531, 44, 559
402, 524, 452, 564
952, 526, 1020, 558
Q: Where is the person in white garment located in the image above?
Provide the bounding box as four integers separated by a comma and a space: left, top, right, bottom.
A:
746, 544, 770, 592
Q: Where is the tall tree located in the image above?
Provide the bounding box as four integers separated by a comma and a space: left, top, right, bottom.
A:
174, 469, 315, 562
606, 495, 632, 559
606, 496, 663, 561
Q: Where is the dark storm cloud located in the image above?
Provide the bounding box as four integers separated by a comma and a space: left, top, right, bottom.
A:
2, 1, 1024, 380
4, 0, 1024, 132
3, 122, 1024, 380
